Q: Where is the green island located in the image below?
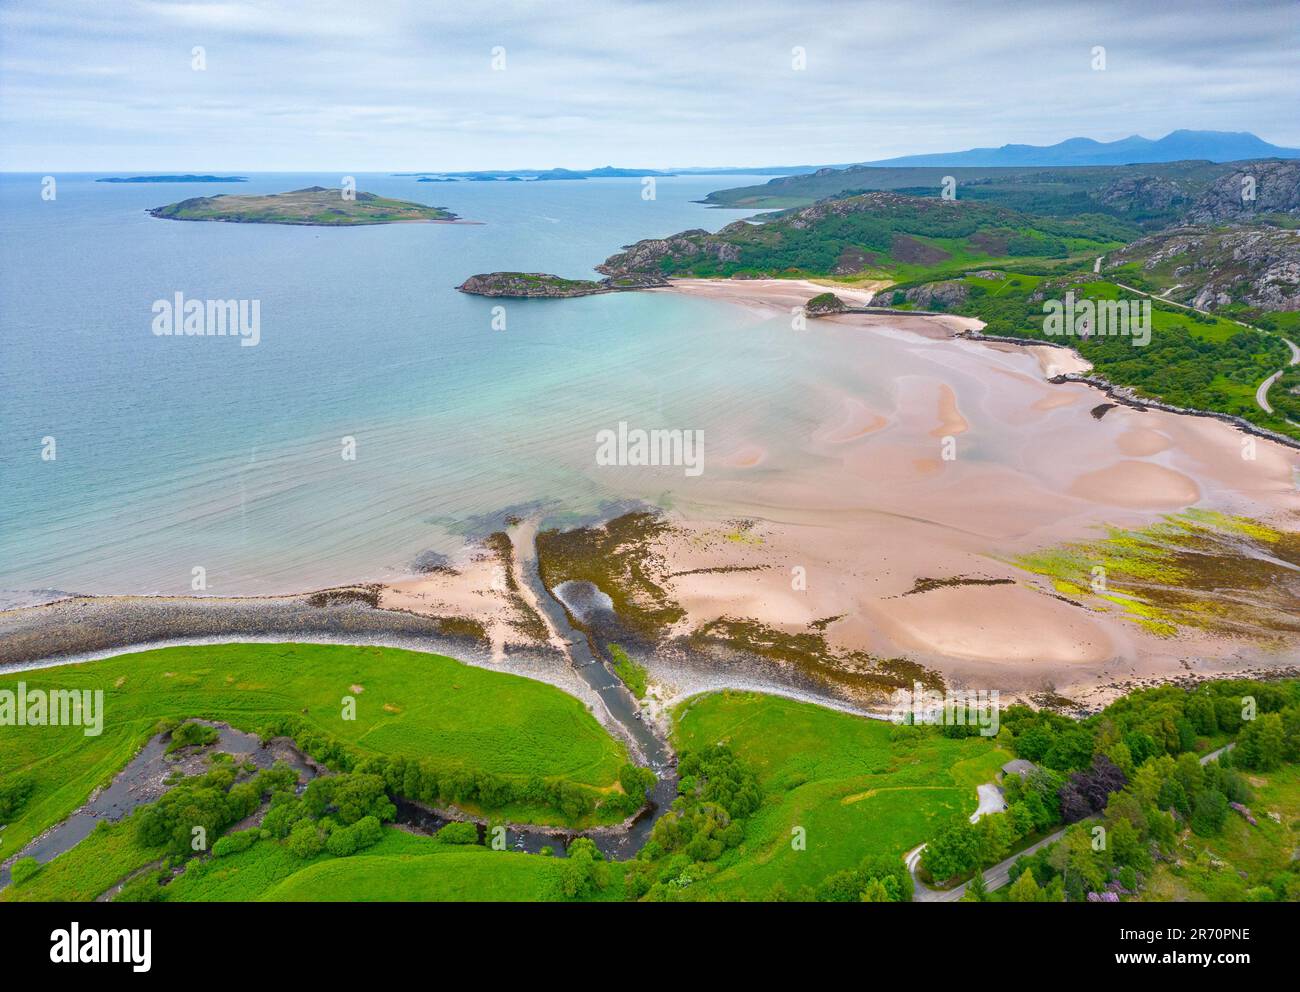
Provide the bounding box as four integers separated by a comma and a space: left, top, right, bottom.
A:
149, 186, 460, 225
4, 642, 1298, 903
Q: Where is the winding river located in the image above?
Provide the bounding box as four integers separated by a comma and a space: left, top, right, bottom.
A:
0, 535, 677, 890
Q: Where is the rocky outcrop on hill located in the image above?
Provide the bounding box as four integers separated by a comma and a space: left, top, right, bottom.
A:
596, 227, 743, 279
1091, 175, 1193, 216
897, 280, 969, 309
1106, 225, 1300, 311
598, 192, 961, 279
1183, 160, 1300, 223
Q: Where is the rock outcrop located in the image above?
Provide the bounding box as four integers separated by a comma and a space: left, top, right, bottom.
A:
804, 292, 847, 314
1183, 159, 1300, 223
897, 280, 969, 310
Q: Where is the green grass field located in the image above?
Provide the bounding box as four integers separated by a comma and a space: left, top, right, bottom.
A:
0, 643, 628, 857
166, 827, 624, 902
669, 691, 1010, 898
3, 820, 623, 903
257, 838, 621, 902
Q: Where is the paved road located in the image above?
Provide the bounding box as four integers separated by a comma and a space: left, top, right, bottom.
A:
1255, 338, 1300, 414
1201, 741, 1237, 766
906, 824, 1075, 903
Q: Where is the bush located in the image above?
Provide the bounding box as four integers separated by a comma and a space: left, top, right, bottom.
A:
212, 828, 260, 858
166, 720, 219, 753
0, 776, 34, 823
285, 818, 325, 858
114, 869, 167, 902
434, 821, 480, 845
325, 815, 384, 857
9, 856, 41, 886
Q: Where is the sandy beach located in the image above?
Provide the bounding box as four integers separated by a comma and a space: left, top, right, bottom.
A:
5, 276, 1298, 716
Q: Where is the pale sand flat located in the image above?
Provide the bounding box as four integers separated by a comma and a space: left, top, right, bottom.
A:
1032, 390, 1084, 412
865, 584, 1121, 666
1117, 427, 1173, 456
1068, 459, 1202, 508
370, 283, 1299, 706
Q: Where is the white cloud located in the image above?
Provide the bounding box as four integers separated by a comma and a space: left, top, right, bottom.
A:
1, 0, 1296, 170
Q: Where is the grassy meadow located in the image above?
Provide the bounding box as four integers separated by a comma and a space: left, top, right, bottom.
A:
0, 642, 629, 858
668, 691, 1010, 899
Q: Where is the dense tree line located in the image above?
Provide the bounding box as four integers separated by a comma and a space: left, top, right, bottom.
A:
258, 715, 654, 824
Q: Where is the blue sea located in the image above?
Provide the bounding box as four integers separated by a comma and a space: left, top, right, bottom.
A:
1, 171, 899, 600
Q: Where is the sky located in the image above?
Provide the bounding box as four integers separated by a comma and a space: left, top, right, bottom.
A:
1, 0, 1298, 171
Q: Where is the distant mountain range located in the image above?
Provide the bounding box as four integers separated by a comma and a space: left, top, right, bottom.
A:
391, 132, 1299, 184
865, 131, 1300, 168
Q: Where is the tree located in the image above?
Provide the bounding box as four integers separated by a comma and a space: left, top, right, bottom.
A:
1007, 870, 1043, 903
964, 871, 989, 903
1186, 692, 1218, 735
1059, 754, 1128, 823
559, 837, 609, 899
975, 813, 1014, 867
1239, 713, 1285, 771
618, 764, 657, 802
285, 818, 325, 858
860, 879, 892, 902
921, 819, 980, 882
1109, 817, 1149, 871
1190, 789, 1228, 837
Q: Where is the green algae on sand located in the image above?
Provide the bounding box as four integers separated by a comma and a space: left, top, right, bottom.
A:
1013, 510, 1300, 639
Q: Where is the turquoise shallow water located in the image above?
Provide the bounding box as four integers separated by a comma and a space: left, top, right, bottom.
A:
1, 171, 875, 599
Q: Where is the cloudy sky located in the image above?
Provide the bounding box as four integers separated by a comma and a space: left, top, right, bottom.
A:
2, 0, 1297, 171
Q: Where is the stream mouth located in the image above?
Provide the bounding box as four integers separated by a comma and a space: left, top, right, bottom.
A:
513, 532, 678, 858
